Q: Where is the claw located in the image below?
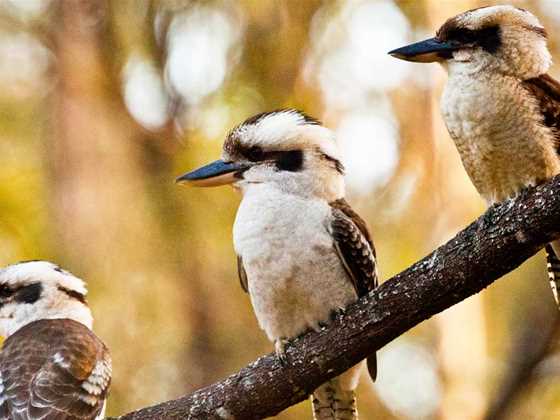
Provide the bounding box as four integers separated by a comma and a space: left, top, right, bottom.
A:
275, 337, 289, 365
317, 320, 329, 330
330, 306, 346, 321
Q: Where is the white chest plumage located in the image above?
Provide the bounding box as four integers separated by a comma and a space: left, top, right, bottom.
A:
233, 185, 356, 341
441, 70, 560, 203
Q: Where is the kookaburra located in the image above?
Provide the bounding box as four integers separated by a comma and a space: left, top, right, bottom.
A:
389, 5, 560, 307
177, 109, 378, 420
0, 261, 111, 420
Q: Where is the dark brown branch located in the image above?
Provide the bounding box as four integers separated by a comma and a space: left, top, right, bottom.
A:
112, 175, 560, 420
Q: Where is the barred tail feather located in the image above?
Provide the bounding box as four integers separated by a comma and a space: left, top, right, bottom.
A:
312, 381, 336, 420
546, 243, 560, 308
333, 389, 357, 420
312, 378, 358, 420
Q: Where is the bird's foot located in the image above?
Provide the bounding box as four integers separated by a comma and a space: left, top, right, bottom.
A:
275, 337, 289, 366
316, 320, 329, 331
330, 306, 346, 321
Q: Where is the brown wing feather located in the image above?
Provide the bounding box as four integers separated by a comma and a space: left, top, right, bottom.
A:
0, 319, 111, 420
329, 198, 378, 297
523, 76, 560, 309
237, 255, 249, 293
329, 198, 378, 381
523, 74, 560, 152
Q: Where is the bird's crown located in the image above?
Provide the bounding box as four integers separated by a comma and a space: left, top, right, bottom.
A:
437, 5, 545, 41
0, 260, 88, 303
223, 109, 335, 158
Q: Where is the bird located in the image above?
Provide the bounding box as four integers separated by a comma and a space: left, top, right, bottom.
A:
177, 109, 378, 420
0, 260, 111, 420
389, 5, 560, 307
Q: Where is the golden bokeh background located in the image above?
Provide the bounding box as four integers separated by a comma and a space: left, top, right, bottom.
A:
1, 0, 560, 419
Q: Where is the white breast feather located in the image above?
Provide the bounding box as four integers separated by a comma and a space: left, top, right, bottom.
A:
441, 70, 560, 203
233, 185, 356, 341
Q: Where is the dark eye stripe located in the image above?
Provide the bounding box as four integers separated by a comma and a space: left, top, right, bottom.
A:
57, 286, 87, 304
446, 28, 477, 44
478, 26, 501, 53
14, 283, 42, 304
253, 150, 304, 172
241, 146, 305, 172
321, 153, 345, 175
275, 150, 304, 172
440, 25, 501, 54
0, 286, 13, 299
525, 25, 547, 39
245, 146, 264, 161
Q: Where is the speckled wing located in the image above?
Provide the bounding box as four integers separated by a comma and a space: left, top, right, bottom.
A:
329, 198, 378, 380
523, 73, 560, 148
0, 319, 111, 420
523, 74, 560, 308
329, 199, 378, 296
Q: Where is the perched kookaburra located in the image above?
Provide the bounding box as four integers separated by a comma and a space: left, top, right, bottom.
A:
0, 261, 111, 420
177, 109, 378, 420
389, 5, 560, 306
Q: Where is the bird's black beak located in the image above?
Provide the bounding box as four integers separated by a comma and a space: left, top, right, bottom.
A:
388, 37, 458, 63
176, 159, 249, 187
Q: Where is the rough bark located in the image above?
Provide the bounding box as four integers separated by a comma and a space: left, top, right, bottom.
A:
111, 175, 560, 420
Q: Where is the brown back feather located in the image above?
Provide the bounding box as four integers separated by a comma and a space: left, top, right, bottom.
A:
523, 74, 560, 153
0, 319, 110, 420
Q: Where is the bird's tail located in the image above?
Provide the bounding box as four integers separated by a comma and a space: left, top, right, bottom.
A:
311, 377, 358, 420
546, 242, 560, 308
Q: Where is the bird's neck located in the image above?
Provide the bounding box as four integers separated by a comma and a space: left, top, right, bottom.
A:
445, 53, 549, 81
7, 301, 93, 337
445, 59, 496, 79
239, 174, 344, 203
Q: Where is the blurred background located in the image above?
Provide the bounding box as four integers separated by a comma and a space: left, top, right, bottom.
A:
1, 0, 560, 418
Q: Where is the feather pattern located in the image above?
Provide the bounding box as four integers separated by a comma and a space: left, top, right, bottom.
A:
329, 198, 378, 297
329, 198, 378, 382
523, 73, 560, 150
524, 74, 560, 309
0, 319, 111, 420
546, 243, 560, 307
312, 378, 357, 420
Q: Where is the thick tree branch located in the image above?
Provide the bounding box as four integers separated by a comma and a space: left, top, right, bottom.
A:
113, 175, 560, 420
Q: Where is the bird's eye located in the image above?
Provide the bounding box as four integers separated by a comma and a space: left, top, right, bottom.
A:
15, 283, 42, 304
246, 146, 265, 162
449, 28, 476, 44
0, 286, 13, 299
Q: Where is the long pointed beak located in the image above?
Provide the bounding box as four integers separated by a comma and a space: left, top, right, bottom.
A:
176, 159, 249, 187
388, 37, 458, 63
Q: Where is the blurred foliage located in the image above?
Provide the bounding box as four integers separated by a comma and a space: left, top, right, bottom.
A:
1, 0, 560, 419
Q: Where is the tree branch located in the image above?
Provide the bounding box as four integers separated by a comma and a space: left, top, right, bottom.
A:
112, 175, 560, 420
